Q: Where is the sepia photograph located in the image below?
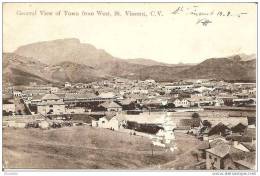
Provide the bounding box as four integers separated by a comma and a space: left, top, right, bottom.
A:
2, 2, 257, 173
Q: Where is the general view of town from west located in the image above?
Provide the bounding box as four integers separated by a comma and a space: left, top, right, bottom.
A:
2, 38, 256, 170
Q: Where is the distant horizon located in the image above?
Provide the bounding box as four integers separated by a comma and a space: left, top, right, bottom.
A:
3, 37, 256, 65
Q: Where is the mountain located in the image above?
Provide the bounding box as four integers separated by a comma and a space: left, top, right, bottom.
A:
3, 53, 109, 86
3, 53, 55, 86
176, 55, 256, 81
14, 38, 117, 67
126, 58, 172, 66
48, 61, 106, 83
5, 38, 256, 85
124, 65, 191, 81
229, 53, 256, 62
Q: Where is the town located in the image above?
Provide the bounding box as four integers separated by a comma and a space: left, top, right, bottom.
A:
3, 78, 256, 170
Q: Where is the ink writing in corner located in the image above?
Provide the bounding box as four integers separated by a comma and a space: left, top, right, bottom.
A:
196, 18, 212, 26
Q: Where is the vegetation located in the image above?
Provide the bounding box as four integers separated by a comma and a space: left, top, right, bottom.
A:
192, 112, 200, 119
125, 121, 164, 134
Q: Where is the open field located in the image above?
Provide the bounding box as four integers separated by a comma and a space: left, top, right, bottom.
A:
3, 126, 202, 169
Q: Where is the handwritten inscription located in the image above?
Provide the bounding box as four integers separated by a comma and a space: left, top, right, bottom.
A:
15, 5, 248, 27
171, 5, 248, 26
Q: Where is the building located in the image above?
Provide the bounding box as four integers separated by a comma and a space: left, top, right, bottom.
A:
37, 94, 65, 115
205, 142, 255, 170
92, 115, 121, 130
206, 144, 236, 170
3, 103, 16, 115
13, 91, 22, 97
65, 82, 71, 88
173, 98, 191, 107
98, 101, 122, 112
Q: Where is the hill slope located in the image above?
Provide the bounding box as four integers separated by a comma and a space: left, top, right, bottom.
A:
176, 55, 256, 81
7, 38, 256, 83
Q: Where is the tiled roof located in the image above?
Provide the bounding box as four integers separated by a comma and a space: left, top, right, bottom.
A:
206, 143, 231, 158
209, 138, 228, 148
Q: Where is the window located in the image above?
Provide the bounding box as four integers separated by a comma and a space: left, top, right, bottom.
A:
102, 121, 105, 123
49, 105, 53, 108
209, 155, 212, 159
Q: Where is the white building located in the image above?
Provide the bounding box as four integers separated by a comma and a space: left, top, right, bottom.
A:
92, 116, 121, 130
65, 82, 71, 88
3, 104, 16, 113
173, 98, 191, 108
13, 91, 22, 97
37, 94, 65, 115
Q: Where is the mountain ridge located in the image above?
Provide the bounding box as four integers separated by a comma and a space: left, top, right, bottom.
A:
3, 38, 256, 85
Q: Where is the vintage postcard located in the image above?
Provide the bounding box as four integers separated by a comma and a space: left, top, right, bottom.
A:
2, 2, 257, 172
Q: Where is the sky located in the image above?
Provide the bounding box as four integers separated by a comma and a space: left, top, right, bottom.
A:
3, 3, 257, 64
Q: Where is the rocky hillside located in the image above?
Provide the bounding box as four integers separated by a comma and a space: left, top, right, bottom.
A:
3, 39, 256, 85
177, 55, 256, 81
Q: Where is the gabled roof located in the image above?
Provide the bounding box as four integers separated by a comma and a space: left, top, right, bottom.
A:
119, 99, 135, 105
105, 115, 118, 121
206, 143, 231, 158
99, 101, 122, 109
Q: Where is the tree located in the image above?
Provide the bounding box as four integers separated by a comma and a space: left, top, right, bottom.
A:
18, 110, 22, 115
192, 112, 200, 119
202, 120, 211, 128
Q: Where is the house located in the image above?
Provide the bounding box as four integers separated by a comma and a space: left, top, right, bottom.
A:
37, 94, 65, 115
207, 122, 231, 137
231, 123, 247, 133
3, 103, 16, 115
173, 98, 191, 108
92, 115, 122, 130
176, 118, 201, 133
98, 101, 122, 112
205, 143, 244, 170
13, 91, 22, 97
65, 82, 71, 88
214, 98, 224, 106
118, 99, 136, 110
233, 98, 256, 107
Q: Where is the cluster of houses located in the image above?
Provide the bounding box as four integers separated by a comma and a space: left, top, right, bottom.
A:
3, 79, 256, 117
2, 78, 256, 170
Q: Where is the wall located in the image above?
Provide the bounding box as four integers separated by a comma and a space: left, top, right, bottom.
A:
206, 152, 221, 170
